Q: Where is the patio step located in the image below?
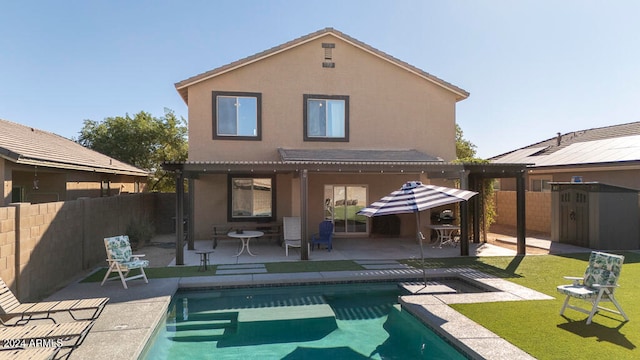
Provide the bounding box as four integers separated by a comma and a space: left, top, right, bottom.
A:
215, 264, 267, 275
355, 260, 411, 270
167, 312, 238, 341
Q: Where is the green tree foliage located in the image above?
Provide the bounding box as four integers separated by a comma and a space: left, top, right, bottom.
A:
78, 110, 187, 192
455, 123, 495, 241
455, 123, 477, 160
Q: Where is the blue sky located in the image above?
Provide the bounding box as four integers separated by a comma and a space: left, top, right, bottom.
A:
2, 1, 639, 158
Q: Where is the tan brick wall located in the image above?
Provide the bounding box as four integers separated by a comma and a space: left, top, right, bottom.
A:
0, 193, 168, 301
494, 191, 551, 234
0, 206, 16, 287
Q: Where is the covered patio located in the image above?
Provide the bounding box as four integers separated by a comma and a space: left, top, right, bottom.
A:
163, 160, 528, 264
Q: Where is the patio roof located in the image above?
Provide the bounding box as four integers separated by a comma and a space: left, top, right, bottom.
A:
163, 157, 528, 263
277, 148, 444, 162
162, 160, 528, 181
163, 158, 527, 179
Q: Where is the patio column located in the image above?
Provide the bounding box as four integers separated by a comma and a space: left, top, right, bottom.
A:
459, 170, 470, 256
300, 169, 309, 260
175, 170, 184, 265
187, 177, 195, 250
516, 171, 526, 255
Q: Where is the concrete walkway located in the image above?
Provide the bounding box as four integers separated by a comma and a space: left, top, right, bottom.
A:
44, 234, 588, 360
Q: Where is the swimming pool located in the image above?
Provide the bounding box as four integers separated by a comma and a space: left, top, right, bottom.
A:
142, 282, 467, 359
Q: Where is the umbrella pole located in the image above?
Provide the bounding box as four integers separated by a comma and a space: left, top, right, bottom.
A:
416, 212, 427, 287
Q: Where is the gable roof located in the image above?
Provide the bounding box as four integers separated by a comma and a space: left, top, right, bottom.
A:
175, 27, 469, 104
490, 121, 640, 167
0, 118, 149, 176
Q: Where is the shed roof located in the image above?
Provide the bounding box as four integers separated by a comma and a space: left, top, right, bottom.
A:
174, 27, 469, 104
490, 121, 640, 168
278, 148, 443, 162
0, 118, 149, 176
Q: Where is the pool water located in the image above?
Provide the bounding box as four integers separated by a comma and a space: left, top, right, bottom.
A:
142, 282, 466, 359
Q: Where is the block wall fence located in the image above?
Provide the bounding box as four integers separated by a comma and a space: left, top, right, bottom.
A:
0, 193, 177, 302
492, 191, 551, 235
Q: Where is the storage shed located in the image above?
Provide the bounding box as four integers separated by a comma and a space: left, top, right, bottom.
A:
551, 182, 640, 250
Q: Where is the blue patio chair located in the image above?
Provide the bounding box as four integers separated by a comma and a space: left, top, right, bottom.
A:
311, 221, 333, 251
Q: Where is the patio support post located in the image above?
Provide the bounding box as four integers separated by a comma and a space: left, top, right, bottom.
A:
175, 170, 184, 265
459, 170, 470, 256
516, 171, 526, 255
300, 169, 309, 260
188, 177, 195, 250
471, 175, 481, 244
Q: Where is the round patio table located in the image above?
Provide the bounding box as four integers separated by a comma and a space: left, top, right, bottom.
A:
227, 230, 263, 256
429, 225, 460, 247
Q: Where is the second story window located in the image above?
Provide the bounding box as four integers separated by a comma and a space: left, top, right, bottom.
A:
304, 94, 349, 141
213, 91, 262, 140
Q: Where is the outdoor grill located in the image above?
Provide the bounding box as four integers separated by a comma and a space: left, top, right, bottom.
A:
438, 209, 455, 225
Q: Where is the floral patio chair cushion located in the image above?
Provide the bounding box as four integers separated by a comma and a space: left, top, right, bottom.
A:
105, 235, 149, 269
557, 251, 624, 300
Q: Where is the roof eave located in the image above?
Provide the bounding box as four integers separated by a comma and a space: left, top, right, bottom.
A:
15, 157, 149, 177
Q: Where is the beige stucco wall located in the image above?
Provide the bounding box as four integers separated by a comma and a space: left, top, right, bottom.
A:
184, 34, 463, 239
192, 171, 448, 239
186, 34, 458, 162
2, 161, 146, 206
1, 159, 9, 205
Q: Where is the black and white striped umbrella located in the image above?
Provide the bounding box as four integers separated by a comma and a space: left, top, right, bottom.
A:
357, 181, 478, 288
357, 181, 478, 217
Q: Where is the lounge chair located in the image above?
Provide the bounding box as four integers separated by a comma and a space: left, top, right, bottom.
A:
101, 235, 149, 289
311, 220, 333, 251
0, 320, 94, 360
0, 278, 108, 326
283, 217, 309, 256
557, 251, 629, 325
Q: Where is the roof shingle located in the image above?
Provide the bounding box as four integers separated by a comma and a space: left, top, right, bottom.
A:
0, 118, 148, 176
491, 121, 640, 167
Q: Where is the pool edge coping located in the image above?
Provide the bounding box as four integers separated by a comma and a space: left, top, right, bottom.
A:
135, 268, 550, 360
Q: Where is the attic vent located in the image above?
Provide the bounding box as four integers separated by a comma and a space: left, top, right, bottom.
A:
322, 43, 335, 68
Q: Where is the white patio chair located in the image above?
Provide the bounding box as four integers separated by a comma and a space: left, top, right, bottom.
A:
101, 235, 149, 289
557, 251, 629, 325
283, 217, 309, 256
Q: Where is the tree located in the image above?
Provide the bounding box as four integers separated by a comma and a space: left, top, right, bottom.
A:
455, 123, 477, 160
455, 123, 495, 242
78, 109, 187, 192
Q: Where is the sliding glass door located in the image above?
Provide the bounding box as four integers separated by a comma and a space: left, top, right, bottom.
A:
324, 185, 368, 234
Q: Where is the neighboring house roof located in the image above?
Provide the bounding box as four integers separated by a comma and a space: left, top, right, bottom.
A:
490, 121, 640, 168
278, 148, 443, 162
0, 118, 149, 176
175, 27, 469, 104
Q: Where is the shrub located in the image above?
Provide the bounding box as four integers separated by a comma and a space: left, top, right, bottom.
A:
127, 216, 155, 249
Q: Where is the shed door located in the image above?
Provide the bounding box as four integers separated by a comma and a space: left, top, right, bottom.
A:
559, 189, 589, 247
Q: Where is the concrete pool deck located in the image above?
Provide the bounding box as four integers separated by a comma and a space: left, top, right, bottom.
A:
44, 235, 587, 360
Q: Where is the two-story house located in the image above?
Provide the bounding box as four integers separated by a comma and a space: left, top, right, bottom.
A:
165, 28, 528, 261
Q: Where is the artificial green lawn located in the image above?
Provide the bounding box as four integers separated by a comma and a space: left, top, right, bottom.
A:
439, 253, 640, 360
84, 253, 639, 359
